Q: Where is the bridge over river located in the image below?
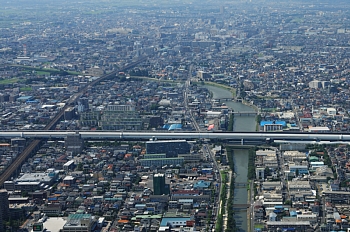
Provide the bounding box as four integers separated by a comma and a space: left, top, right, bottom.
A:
231, 111, 257, 116
235, 182, 249, 187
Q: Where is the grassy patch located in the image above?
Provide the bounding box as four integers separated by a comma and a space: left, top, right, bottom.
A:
67, 71, 82, 75
262, 108, 277, 113
35, 71, 50, 76
203, 81, 236, 97
20, 86, 32, 91
221, 170, 227, 181
12, 65, 81, 76
0, 78, 20, 85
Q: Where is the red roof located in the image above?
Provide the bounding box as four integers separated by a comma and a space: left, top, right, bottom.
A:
208, 124, 214, 130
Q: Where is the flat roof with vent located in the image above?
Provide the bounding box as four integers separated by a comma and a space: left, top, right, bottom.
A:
64, 214, 92, 228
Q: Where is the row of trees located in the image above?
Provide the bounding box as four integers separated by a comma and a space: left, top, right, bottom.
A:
215, 171, 228, 232
228, 113, 234, 132
226, 147, 238, 232
247, 148, 256, 180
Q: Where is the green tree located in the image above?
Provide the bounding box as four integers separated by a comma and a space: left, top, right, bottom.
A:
150, 104, 159, 111
77, 163, 83, 171
284, 199, 292, 206
256, 114, 262, 124
228, 113, 234, 131
21, 190, 28, 197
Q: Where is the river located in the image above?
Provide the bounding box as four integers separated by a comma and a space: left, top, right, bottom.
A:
205, 85, 256, 232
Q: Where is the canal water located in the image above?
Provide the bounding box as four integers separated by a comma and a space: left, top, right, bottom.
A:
205, 85, 256, 232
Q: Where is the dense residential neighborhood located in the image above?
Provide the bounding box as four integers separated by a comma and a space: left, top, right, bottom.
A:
1, 0, 350, 231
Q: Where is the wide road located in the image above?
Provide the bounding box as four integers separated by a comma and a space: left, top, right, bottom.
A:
0, 131, 350, 142
249, 180, 255, 232
0, 57, 148, 186
204, 145, 221, 219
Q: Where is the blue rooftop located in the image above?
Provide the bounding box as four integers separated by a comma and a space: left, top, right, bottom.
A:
260, 120, 287, 127
135, 204, 146, 207
160, 217, 191, 226
194, 180, 211, 189
163, 124, 170, 129
17, 96, 33, 101
290, 211, 297, 217
163, 123, 183, 131
49, 100, 59, 103
26, 100, 39, 103
168, 124, 182, 131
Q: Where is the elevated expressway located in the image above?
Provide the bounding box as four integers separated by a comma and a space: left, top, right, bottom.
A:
0, 131, 349, 143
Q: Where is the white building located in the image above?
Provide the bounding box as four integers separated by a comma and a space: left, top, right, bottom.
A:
327, 108, 337, 115
62, 214, 94, 232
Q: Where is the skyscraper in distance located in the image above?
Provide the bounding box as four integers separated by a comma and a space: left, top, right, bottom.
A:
220, 6, 224, 14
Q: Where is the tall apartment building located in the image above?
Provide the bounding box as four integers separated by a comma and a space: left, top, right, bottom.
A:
309, 80, 330, 89
0, 93, 9, 102
80, 111, 100, 127
153, 173, 169, 195
0, 189, 9, 231
65, 133, 84, 155
100, 105, 142, 130
77, 97, 89, 112
11, 137, 26, 153
64, 107, 75, 120
146, 140, 191, 158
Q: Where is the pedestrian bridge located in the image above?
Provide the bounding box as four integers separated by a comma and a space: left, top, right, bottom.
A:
214, 98, 245, 103
232, 111, 257, 116
213, 98, 235, 102
235, 182, 248, 187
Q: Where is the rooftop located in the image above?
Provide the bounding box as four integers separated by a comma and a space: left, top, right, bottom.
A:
43, 217, 67, 232
64, 214, 92, 228
16, 172, 53, 183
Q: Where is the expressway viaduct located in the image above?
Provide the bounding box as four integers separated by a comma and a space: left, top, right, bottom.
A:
1, 130, 347, 185
0, 131, 349, 142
